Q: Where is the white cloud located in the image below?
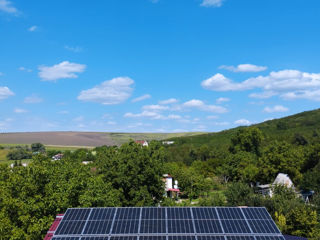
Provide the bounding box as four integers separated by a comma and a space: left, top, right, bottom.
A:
183, 99, 227, 113
65, 45, 83, 53
24, 94, 43, 104
132, 94, 151, 102
78, 77, 134, 105
201, 0, 224, 8
168, 114, 182, 120
142, 104, 169, 111
38, 61, 86, 81
28, 26, 38, 32
124, 111, 164, 120
0, 0, 18, 14
159, 98, 178, 105
107, 121, 117, 125
234, 119, 251, 126
216, 97, 230, 104
263, 105, 289, 113
73, 116, 84, 122
19, 67, 32, 72
249, 91, 276, 99
219, 64, 267, 73
0, 86, 14, 100
202, 70, 320, 101
14, 108, 28, 113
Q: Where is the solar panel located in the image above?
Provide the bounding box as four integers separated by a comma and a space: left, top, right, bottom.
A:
226, 237, 255, 240
167, 207, 192, 219
54, 220, 86, 235
217, 208, 244, 219
89, 208, 116, 220
248, 219, 281, 233
51, 207, 283, 240
51, 238, 80, 240
221, 220, 251, 233
197, 236, 225, 240
242, 207, 271, 220
168, 219, 195, 233
192, 208, 218, 219
140, 219, 166, 233
194, 220, 223, 233
82, 220, 112, 234
63, 208, 91, 221
255, 237, 286, 240
112, 220, 140, 234
142, 207, 166, 219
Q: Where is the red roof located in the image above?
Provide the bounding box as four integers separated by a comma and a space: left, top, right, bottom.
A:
168, 188, 180, 192
43, 214, 64, 240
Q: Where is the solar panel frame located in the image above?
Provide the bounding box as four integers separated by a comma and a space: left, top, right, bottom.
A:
52, 207, 284, 239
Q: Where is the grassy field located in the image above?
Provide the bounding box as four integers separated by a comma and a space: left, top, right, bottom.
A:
0, 132, 205, 147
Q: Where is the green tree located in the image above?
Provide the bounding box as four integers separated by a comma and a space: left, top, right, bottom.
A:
31, 143, 46, 153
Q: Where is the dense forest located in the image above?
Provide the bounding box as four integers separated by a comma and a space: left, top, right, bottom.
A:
1, 109, 320, 239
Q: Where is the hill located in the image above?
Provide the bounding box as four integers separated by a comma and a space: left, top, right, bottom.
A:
0, 131, 204, 147
168, 108, 320, 149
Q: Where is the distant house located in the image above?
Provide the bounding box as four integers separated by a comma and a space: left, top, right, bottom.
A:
135, 140, 149, 147
52, 153, 63, 161
256, 173, 294, 197
162, 141, 174, 145
10, 162, 28, 168
163, 174, 180, 198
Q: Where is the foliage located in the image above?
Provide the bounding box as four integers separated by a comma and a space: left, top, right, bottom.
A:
6, 148, 32, 160
31, 143, 46, 153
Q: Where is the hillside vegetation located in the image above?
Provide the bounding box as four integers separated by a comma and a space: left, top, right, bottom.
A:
168, 108, 320, 149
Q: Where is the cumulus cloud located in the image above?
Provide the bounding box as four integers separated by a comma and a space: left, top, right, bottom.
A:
219, 64, 267, 73
216, 97, 230, 104
183, 99, 227, 113
0, 86, 14, 100
207, 115, 219, 120
142, 104, 169, 111
0, 0, 18, 14
234, 119, 251, 126
132, 94, 151, 102
124, 111, 182, 121
14, 108, 28, 113
202, 69, 320, 101
24, 94, 43, 104
263, 105, 289, 113
78, 77, 134, 105
159, 98, 178, 105
28, 25, 38, 32
201, 0, 224, 8
38, 61, 86, 81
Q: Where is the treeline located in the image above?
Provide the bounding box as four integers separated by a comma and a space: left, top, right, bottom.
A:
0, 127, 320, 239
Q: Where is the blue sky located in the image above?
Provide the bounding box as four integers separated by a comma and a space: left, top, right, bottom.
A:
0, 0, 320, 133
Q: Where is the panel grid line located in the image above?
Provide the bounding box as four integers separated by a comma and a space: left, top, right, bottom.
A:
190, 208, 198, 240
214, 208, 225, 234
81, 208, 93, 235
240, 208, 254, 234
109, 207, 118, 236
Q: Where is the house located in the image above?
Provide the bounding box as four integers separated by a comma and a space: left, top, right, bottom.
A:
162, 141, 175, 145
52, 153, 63, 161
256, 173, 294, 197
163, 174, 180, 198
135, 140, 149, 147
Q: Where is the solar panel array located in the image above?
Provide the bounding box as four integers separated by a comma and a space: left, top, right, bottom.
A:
52, 207, 285, 240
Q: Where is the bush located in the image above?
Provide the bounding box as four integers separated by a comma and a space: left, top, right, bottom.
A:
7, 148, 32, 160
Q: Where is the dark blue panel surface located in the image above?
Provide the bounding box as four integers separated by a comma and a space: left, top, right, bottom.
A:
167, 208, 192, 219
63, 208, 91, 221
142, 208, 166, 219
221, 220, 251, 233
116, 208, 141, 219
140, 236, 167, 240
110, 237, 137, 240
227, 236, 255, 240
54, 220, 86, 235
83, 220, 112, 234
197, 236, 225, 240
256, 237, 286, 240
194, 220, 223, 233
192, 208, 218, 219
111, 220, 139, 234
140, 219, 166, 233
168, 236, 196, 240
51, 238, 80, 240
248, 219, 280, 233
242, 208, 271, 220
217, 208, 244, 220
168, 219, 194, 233
89, 208, 116, 220
81, 237, 109, 240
